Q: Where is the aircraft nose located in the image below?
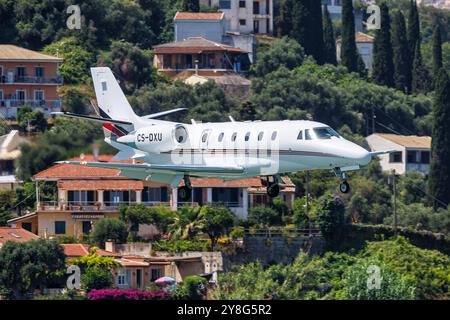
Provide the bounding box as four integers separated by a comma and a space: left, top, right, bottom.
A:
347, 143, 371, 166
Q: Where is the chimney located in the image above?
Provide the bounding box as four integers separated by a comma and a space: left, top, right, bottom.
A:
92, 143, 99, 162
105, 240, 116, 253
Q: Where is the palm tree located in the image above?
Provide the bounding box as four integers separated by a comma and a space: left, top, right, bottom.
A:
168, 206, 204, 240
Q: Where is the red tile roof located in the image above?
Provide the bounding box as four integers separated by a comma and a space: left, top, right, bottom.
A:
154, 37, 247, 54
0, 44, 63, 62
62, 244, 121, 257
33, 155, 133, 180
174, 11, 224, 21
0, 227, 39, 245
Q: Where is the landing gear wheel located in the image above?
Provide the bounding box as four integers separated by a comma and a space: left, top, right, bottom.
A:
267, 184, 280, 198
339, 181, 350, 194
178, 186, 192, 201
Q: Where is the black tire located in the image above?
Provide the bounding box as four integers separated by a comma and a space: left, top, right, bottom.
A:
339, 181, 350, 194
267, 184, 280, 198
178, 186, 192, 201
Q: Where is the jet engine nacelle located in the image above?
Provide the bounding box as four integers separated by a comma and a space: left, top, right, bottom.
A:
134, 124, 188, 153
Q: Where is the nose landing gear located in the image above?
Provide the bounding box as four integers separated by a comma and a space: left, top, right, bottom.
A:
266, 176, 281, 198
334, 168, 350, 194
178, 176, 192, 201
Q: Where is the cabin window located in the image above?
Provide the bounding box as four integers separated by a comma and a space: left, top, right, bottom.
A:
305, 129, 313, 140
245, 132, 251, 141
258, 132, 264, 141
101, 81, 107, 91
313, 127, 340, 139
271, 131, 277, 141
231, 132, 237, 142
218, 132, 224, 142
202, 133, 208, 143
297, 131, 303, 140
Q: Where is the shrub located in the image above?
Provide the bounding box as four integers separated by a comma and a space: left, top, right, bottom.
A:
183, 276, 207, 300
81, 268, 113, 293
91, 218, 128, 248
247, 206, 282, 226
88, 288, 169, 300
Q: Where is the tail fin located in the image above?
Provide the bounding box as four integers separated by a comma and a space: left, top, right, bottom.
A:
91, 67, 138, 123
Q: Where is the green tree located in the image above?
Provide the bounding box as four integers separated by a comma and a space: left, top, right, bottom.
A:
411, 43, 432, 94
307, 0, 324, 64
247, 205, 282, 226
391, 10, 410, 93
316, 193, 346, 245
345, 259, 415, 300
407, 0, 421, 63
91, 218, 128, 248
0, 189, 16, 226
340, 0, 358, 73
42, 37, 94, 84
323, 4, 337, 66
200, 206, 235, 250
428, 69, 450, 209
0, 239, 66, 299
276, 0, 293, 37
183, 275, 207, 300
105, 41, 156, 94
291, 0, 309, 51
60, 86, 90, 114
81, 268, 113, 292
254, 37, 305, 76
168, 206, 203, 241
183, 0, 199, 12
372, 3, 394, 88
17, 105, 47, 133
432, 24, 443, 76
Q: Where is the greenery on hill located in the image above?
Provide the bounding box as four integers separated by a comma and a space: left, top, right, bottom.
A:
212, 237, 450, 300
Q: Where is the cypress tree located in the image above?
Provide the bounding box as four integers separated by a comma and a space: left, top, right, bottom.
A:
307, 0, 325, 65
432, 24, 443, 76
292, 0, 310, 53
183, 0, 199, 12
411, 43, 432, 93
428, 69, 450, 210
277, 0, 293, 37
391, 11, 410, 93
340, 0, 358, 73
407, 0, 420, 61
323, 5, 337, 65
372, 3, 394, 87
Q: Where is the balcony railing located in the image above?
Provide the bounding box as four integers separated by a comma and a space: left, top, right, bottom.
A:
0, 75, 63, 85
38, 201, 171, 212
0, 99, 61, 108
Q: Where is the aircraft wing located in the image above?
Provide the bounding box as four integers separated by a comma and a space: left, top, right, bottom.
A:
370, 150, 396, 157
52, 112, 133, 126
55, 161, 245, 176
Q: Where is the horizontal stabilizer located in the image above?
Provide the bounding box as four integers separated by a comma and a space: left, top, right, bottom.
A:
370, 150, 396, 157
52, 112, 133, 126
141, 108, 187, 120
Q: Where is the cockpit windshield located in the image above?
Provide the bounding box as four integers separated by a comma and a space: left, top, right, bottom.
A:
313, 127, 340, 139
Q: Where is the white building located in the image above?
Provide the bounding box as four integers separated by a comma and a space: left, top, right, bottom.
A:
365, 134, 432, 175
200, 0, 274, 34
336, 32, 374, 69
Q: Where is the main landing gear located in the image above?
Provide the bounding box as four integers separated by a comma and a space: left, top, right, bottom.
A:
334, 168, 350, 194
178, 176, 192, 201
266, 176, 281, 198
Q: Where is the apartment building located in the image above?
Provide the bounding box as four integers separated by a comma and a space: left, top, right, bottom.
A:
201, 0, 274, 34
8, 154, 295, 239
0, 45, 63, 119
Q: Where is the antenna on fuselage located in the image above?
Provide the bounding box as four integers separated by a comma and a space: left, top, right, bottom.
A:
228, 116, 235, 122
191, 119, 197, 125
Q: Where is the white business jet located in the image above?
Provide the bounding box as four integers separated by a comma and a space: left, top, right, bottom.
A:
53, 67, 384, 201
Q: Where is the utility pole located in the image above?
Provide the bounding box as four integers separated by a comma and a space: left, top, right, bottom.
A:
392, 169, 397, 238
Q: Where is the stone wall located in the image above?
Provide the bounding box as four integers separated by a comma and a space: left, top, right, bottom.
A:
222, 236, 325, 270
